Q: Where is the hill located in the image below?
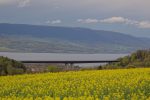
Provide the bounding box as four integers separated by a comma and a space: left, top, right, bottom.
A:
0, 23, 150, 53
105, 49, 150, 69
0, 56, 26, 75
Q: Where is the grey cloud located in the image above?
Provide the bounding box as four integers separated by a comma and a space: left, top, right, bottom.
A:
18, 0, 31, 8
0, 0, 17, 5
77, 17, 150, 29
0, 0, 31, 7
77, 19, 99, 24
46, 20, 62, 24
100, 17, 150, 29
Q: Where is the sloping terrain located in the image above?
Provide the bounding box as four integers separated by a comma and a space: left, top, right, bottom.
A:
0, 23, 150, 53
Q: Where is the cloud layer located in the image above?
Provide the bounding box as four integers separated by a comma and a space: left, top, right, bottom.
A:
77, 17, 150, 29
0, 0, 31, 7
0, 0, 150, 37
18, 0, 31, 7
0, 0, 16, 5
46, 20, 62, 24
77, 19, 99, 24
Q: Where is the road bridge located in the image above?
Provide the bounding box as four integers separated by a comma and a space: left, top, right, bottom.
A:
21, 60, 119, 64
21, 60, 119, 69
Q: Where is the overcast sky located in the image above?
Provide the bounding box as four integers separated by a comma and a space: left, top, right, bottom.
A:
0, 0, 150, 37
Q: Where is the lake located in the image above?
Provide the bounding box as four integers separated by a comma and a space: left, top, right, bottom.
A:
0, 52, 128, 67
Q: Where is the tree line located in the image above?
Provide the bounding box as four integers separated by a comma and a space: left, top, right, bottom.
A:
1, 49, 150, 76
0, 56, 26, 76
103, 49, 150, 69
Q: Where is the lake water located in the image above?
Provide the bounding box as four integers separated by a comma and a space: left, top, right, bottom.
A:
0, 52, 128, 67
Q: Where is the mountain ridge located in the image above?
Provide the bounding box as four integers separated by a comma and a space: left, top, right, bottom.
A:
0, 23, 150, 53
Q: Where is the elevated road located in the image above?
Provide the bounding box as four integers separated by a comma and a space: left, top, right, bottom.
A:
21, 60, 119, 64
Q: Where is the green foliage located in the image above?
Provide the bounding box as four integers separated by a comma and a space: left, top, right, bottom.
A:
97, 66, 103, 70
47, 66, 61, 72
105, 49, 150, 68
0, 56, 26, 76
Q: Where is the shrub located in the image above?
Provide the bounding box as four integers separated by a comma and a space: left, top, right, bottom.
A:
47, 66, 60, 72
0, 56, 26, 76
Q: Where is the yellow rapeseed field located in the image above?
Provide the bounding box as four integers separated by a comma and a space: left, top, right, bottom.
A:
0, 68, 150, 100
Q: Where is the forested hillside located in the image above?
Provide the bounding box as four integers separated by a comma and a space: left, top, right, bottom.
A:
0, 56, 26, 76
105, 49, 150, 68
